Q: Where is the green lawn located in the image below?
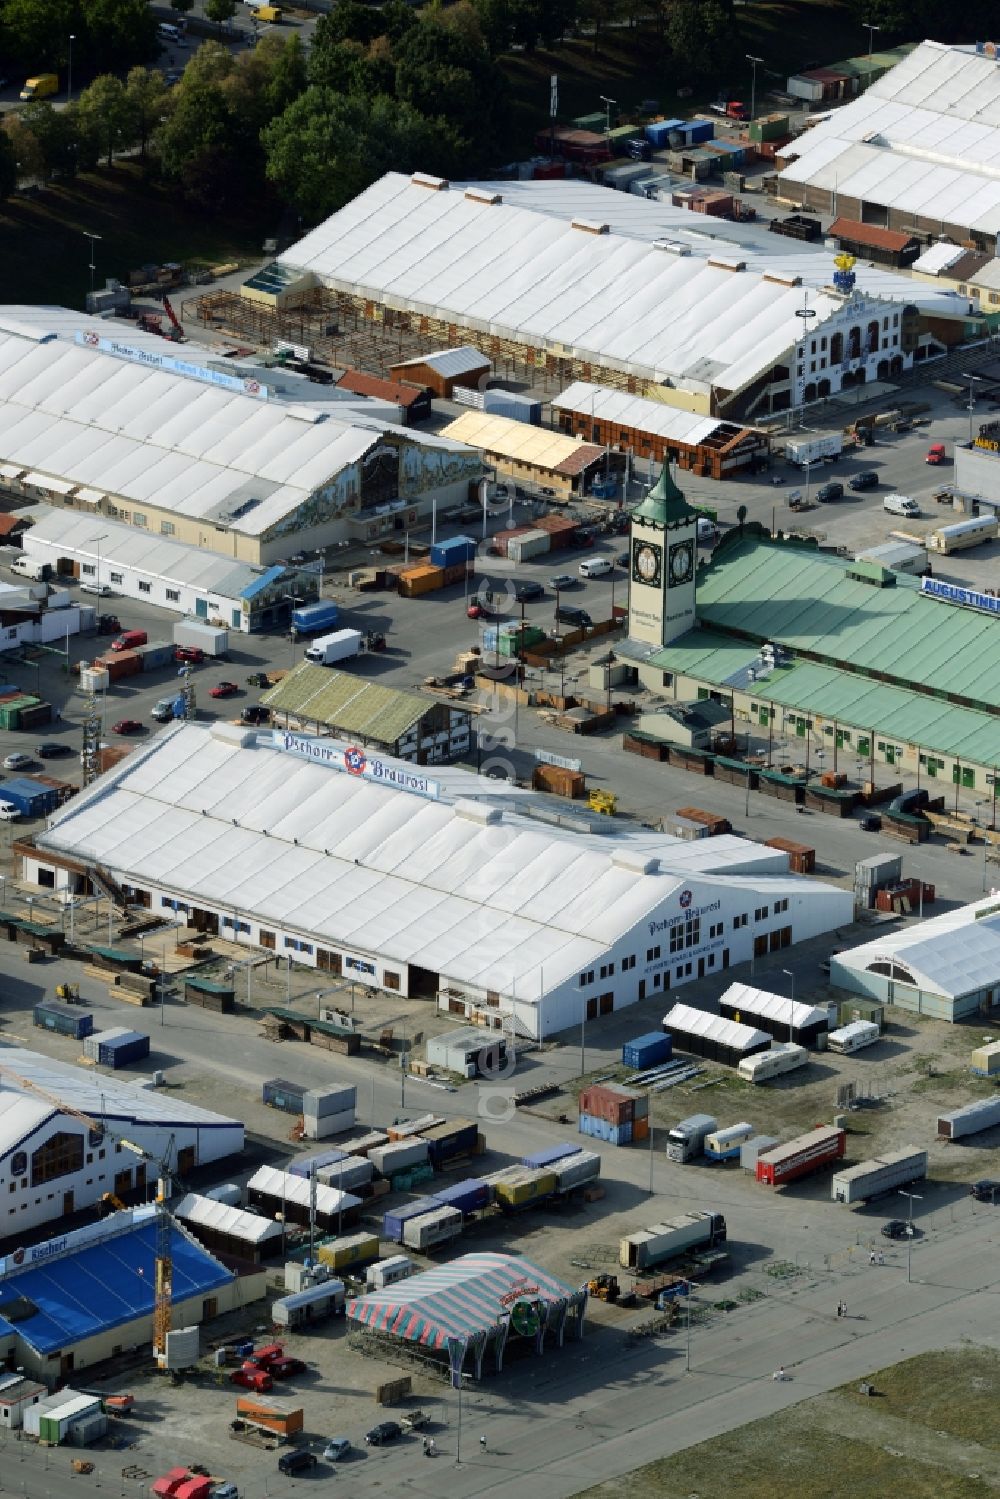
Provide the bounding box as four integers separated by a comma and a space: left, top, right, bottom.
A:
1, 163, 273, 309
500, 0, 851, 155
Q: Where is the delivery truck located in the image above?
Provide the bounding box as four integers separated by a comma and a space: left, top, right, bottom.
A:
304, 628, 363, 666
619, 1209, 727, 1271
291, 600, 339, 635
666, 1113, 717, 1163
173, 620, 229, 657
756, 1125, 846, 1187
784, 433, 843, 467
831, 1147, 927, 1205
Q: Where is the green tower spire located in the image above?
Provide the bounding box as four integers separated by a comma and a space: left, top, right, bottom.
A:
634, 463, 696, 528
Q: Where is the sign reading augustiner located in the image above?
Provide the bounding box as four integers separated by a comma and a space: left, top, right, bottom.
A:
272, 730, 441, 799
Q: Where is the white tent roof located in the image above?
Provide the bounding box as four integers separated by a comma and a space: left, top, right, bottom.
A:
173, 1192, 282, 1246
247, 1165, 361, 1217
719, 982, 828, 1030
663, 1001, 770, 1051
34, 721, 821, 1007
392, 346, 489, 377
278, 172, 877, 398
833, 895, 1000, 998
777, 41, 1000, 237
0, 307, 472, 538
911, 241, 966, 275
553, 384, 722, 444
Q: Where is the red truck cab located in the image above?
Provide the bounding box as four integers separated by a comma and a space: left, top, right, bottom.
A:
925, 443, 946, 464
246, 1341, 284, 1368
231, 1365, 273, 1392
111, 629, 148, 652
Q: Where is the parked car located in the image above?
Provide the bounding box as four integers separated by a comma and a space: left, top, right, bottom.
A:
268, 1357, 306, 1379
512, 580, 544, 602
112, 719, 144, 736
175, 645, 205, 664
849, 471, 879, 491
80, 581, 115, 597
816, 482, 844, 503
881, 1219, 915, 1240
556, 604, 593, 629
859, 814, 882, 832
276, 1451, 315, 1475
231, 1367, 273, 1392
210, 681, 240, 699
3, 752, 34, 771
37, 742, 72, 758
241, 705, 271, 725
152, 698, 177, 724
548, 573, 576, 591
321, 1439, 351, 1462
365, 1421, 402, 1447
970, 1179, 1000, 1203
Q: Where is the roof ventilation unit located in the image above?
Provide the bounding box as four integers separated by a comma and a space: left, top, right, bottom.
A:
611, 849, 660, 875
762, 272, 802, 287
411, 173, 449, 191
465, 188, 503, 205
707, 255, 746, 272
571, 219, 611, 235
652, 239, 692, 256
454, 799, 503, 826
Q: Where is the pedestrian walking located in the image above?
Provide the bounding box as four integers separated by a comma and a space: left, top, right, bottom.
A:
480, 1434, 487, 1451
841, 1302, 847, 1318
877, 1250, 885, 1266
869, 1248, 876, 1264
836, 1301, 843, 1318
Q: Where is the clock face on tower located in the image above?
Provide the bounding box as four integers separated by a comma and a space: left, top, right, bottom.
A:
668, 539, 694, 585
632, 538, 662, 586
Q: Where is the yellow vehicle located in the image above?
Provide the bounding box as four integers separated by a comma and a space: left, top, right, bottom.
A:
255, 5, 282, 19
20, 73, 58, 101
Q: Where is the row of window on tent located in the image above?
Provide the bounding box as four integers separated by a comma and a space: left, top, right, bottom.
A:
578, 901, 789, 986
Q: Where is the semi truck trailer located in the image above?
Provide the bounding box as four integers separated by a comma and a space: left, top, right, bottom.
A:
831, 1148, 927, 1205
756, 1126, 846, 1187
619, 1209, 726, 1271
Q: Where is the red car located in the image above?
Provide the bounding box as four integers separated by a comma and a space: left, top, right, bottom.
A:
112, 719, 144, 735
174, 645, 204, 664
231, 1366, 272, 1393
267, 1357, 306, 1380
210, 681, 239, 699
466, 603, 484, 619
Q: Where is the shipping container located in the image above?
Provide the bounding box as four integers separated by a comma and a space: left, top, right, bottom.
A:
33, 1000, 94, 1039
579, 1082, 647, 1123
666, 1114, 717, 1163
388, 1116, 445, 1140
289, 601, 338, 636
827, 1020, 880, 1055
739, 1134, 780, 1171
304, 1106, 355, 1140
937, 1096, 1000, 1141
619, 1209, 726, 1271
622, 1032, 673, 1070
382, 1197, 441, 1243
272, 1279, 345, 1329
346, 1130, 389, 1157
303, 1084, 357, 1119
704, 1122, 755, 1162
315, 1156, 374, 1193
971, 1040, 1000, 1077
430, 536, 476, 568
431, 1177, 491, 1215
831, 1148, 927, 1205
289, 1148, 346, 1178
81, 1026, 150, 1068
551, 1150, 600, 1193
262, 1078, 306, 1113
315, 1231, 379, 1272
494, 1167, 557, 1211
134, 641, 175, 671
764, 836, 816, 874
366, 1254, 415, 1290
0, 777, 60, 816
401, 1204, 463, 1250
506, 530, 551, 564
578, 1111, 632, 1145
738, 1043, 809, 1083
756, 1126, 846, 1186
521, 1144, 581, 1170
370, 1139, 430, 1175
234, 1396, 304, 1437
421, 1118, 479, 1165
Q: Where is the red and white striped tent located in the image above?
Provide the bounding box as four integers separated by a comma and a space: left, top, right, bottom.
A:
347, 1252, 587, 1378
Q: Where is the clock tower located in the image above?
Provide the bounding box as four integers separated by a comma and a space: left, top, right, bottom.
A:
628, 463, 698, 648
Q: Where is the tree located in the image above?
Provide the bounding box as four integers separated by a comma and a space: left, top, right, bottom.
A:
204, 0, 236, 38
394, 12, 509, 170
21, 100, 85, 177
578, 0, 623, 52
2, 114, 46, 183
125, 65, 168, 160
76, 74, 132, 166
1, 0, 75, 70
665, 0, 739, 85
472, 0, 512, 58
0, 128, 18, 201
170, 0, 195, 13
320, 0, 383, 46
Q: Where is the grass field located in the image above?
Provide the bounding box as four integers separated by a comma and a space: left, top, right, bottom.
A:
578, 1349, 1000, 1499
501, 0, 852, 154
1, 164, 272, 308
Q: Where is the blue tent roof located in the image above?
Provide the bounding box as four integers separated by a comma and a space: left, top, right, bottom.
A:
240, 565, 286, 602
0, 1216, 232, 1354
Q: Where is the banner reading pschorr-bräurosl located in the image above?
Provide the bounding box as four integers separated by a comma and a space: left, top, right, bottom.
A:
271, 730, 440, 800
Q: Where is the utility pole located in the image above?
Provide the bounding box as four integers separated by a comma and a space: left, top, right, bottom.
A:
746, 55, 763, 124
899, 1189, 922, 1283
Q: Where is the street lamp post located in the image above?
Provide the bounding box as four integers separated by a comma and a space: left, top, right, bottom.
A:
68, 33, 75, 101
685, 1281, 699, 1372
92, 531, 108, 594
746, 55, 763, 125
781, 967, 795, 1041
599, 95, 617, 138
963, 372, 985, 444
862, 20, 881, 59
899, 1189, 922, 1283
83, 231, 101, 301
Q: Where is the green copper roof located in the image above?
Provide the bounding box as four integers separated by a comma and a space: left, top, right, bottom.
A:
634, 464, 696, 528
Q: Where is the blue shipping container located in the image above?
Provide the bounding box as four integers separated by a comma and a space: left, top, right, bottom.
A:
687, 119, 715, 144
622, 1032, 673, 1070
645, 118, 683, 146
0, 778, 59, 816
430, 536, 476, 568
431, 1178, 490, 1214
291, 601, 339, 635
263, 1078, 306, 1112
522, 1144, 580, 1169
383, 1196, 441, 1242
290, 1149, 347, 1179
578, 1112, 631, 1145
98, 1031, 150, 1068
33, 1002, 94, 1040
425, 1122, 479, 1165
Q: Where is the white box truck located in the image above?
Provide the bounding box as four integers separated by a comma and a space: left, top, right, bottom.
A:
831, 1147, 927, 1205
173, 620, 229, 657
304, 628, 364, 666
619, 1209, 727, 1271
784, 433, 843, 467
738, 1043, 809, 1084
9, 555, 51, 581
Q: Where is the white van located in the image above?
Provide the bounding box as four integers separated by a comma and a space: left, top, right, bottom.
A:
157, 22, 182, 42
883, 493, 919, 517
579, 556, 612, 578
80, 580, 114, 596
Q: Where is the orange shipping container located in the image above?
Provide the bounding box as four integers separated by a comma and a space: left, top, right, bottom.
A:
235, 1396, 304, 1437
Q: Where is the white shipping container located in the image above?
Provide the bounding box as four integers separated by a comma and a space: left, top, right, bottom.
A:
369, 1139, 430, 1174
316, 1155, 374, 1192
507, 530, 551, 563
304, 1084, 358, 1118
551, 1150, 601, 1192
738, 1043, 809, 1083
785, 433, 843, 466
831, 1147, 927, 1205
740, 1134, 780, 1170
303, 1107, 356, 1141
172, 619, 229, 655
23, 1394, 69, 1438
619, 1210, 720, 1270
401, 1205, 462, 1250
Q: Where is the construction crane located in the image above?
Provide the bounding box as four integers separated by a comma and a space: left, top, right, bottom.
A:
0, 1063, 179, 1366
